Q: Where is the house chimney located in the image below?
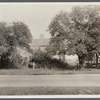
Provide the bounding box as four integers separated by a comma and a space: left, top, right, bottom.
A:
40, 34, 44, 39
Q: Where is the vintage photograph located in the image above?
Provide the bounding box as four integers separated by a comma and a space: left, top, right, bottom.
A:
0, 3, 100, 96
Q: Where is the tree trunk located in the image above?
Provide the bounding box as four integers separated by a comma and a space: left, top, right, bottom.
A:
78, 54, 86, 70
96, 53, 99, 68
33, 62, 35, 70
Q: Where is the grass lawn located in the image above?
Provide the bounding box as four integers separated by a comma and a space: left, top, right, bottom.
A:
0, 68, 100, 75
0, 87, 100, 95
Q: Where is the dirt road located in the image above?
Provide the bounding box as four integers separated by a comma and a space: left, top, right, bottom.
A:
0, 74, 100, 87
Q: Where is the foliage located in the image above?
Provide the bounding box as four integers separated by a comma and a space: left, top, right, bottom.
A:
0, 21, 33, 69
46, 11, 69, 56
11, 21, 32, 53
47, 5, 100, 68
31, 50, 51, 68
31, 50, 68, 69
50, 58, 68, 70
0, 51, 24, 69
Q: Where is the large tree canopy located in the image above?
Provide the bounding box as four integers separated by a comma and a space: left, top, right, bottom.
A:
46, 5, 100, 68
0, 21, 33, 68
12, 22, 32, 47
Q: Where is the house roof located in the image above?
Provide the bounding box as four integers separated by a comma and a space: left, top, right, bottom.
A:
31, 38, 50, 46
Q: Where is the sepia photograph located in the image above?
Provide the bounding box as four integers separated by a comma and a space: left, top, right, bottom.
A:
0, 2, 100, 97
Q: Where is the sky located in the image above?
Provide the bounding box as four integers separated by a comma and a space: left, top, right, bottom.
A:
0, 3, 98, 39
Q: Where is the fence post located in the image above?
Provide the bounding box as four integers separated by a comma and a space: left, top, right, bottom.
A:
33, 62, 35, 70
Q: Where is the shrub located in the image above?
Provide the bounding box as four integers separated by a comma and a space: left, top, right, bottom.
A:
31, 51, 69, 70
50, 58, 68, 70
11, 54, 24, 69
31, 51, 51, 68
0, 52, 25, 69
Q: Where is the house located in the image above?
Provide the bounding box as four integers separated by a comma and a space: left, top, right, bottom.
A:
30, 34, 50, 51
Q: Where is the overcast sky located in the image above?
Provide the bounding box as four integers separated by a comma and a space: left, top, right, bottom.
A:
0, 3, 97, 39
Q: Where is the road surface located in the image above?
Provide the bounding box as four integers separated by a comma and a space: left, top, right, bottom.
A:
0, 74, 100, 87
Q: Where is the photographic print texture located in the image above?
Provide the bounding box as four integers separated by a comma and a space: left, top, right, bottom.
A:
0, 3, 100, 97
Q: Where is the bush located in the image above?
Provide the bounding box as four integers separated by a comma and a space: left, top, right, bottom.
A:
50, 58, 68, 70
31, 51, 51, 68
0, 53, 17, 69
31, 51, 69, 70
0, 52, 26, 69
11, 54, 24, 69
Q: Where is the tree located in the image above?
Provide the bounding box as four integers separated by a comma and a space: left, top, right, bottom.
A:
69, 5, 100, 68
46, 11, 69, 61
12, 21, 32, 51
0, 21, 33, 69
47, 5, 100, 69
